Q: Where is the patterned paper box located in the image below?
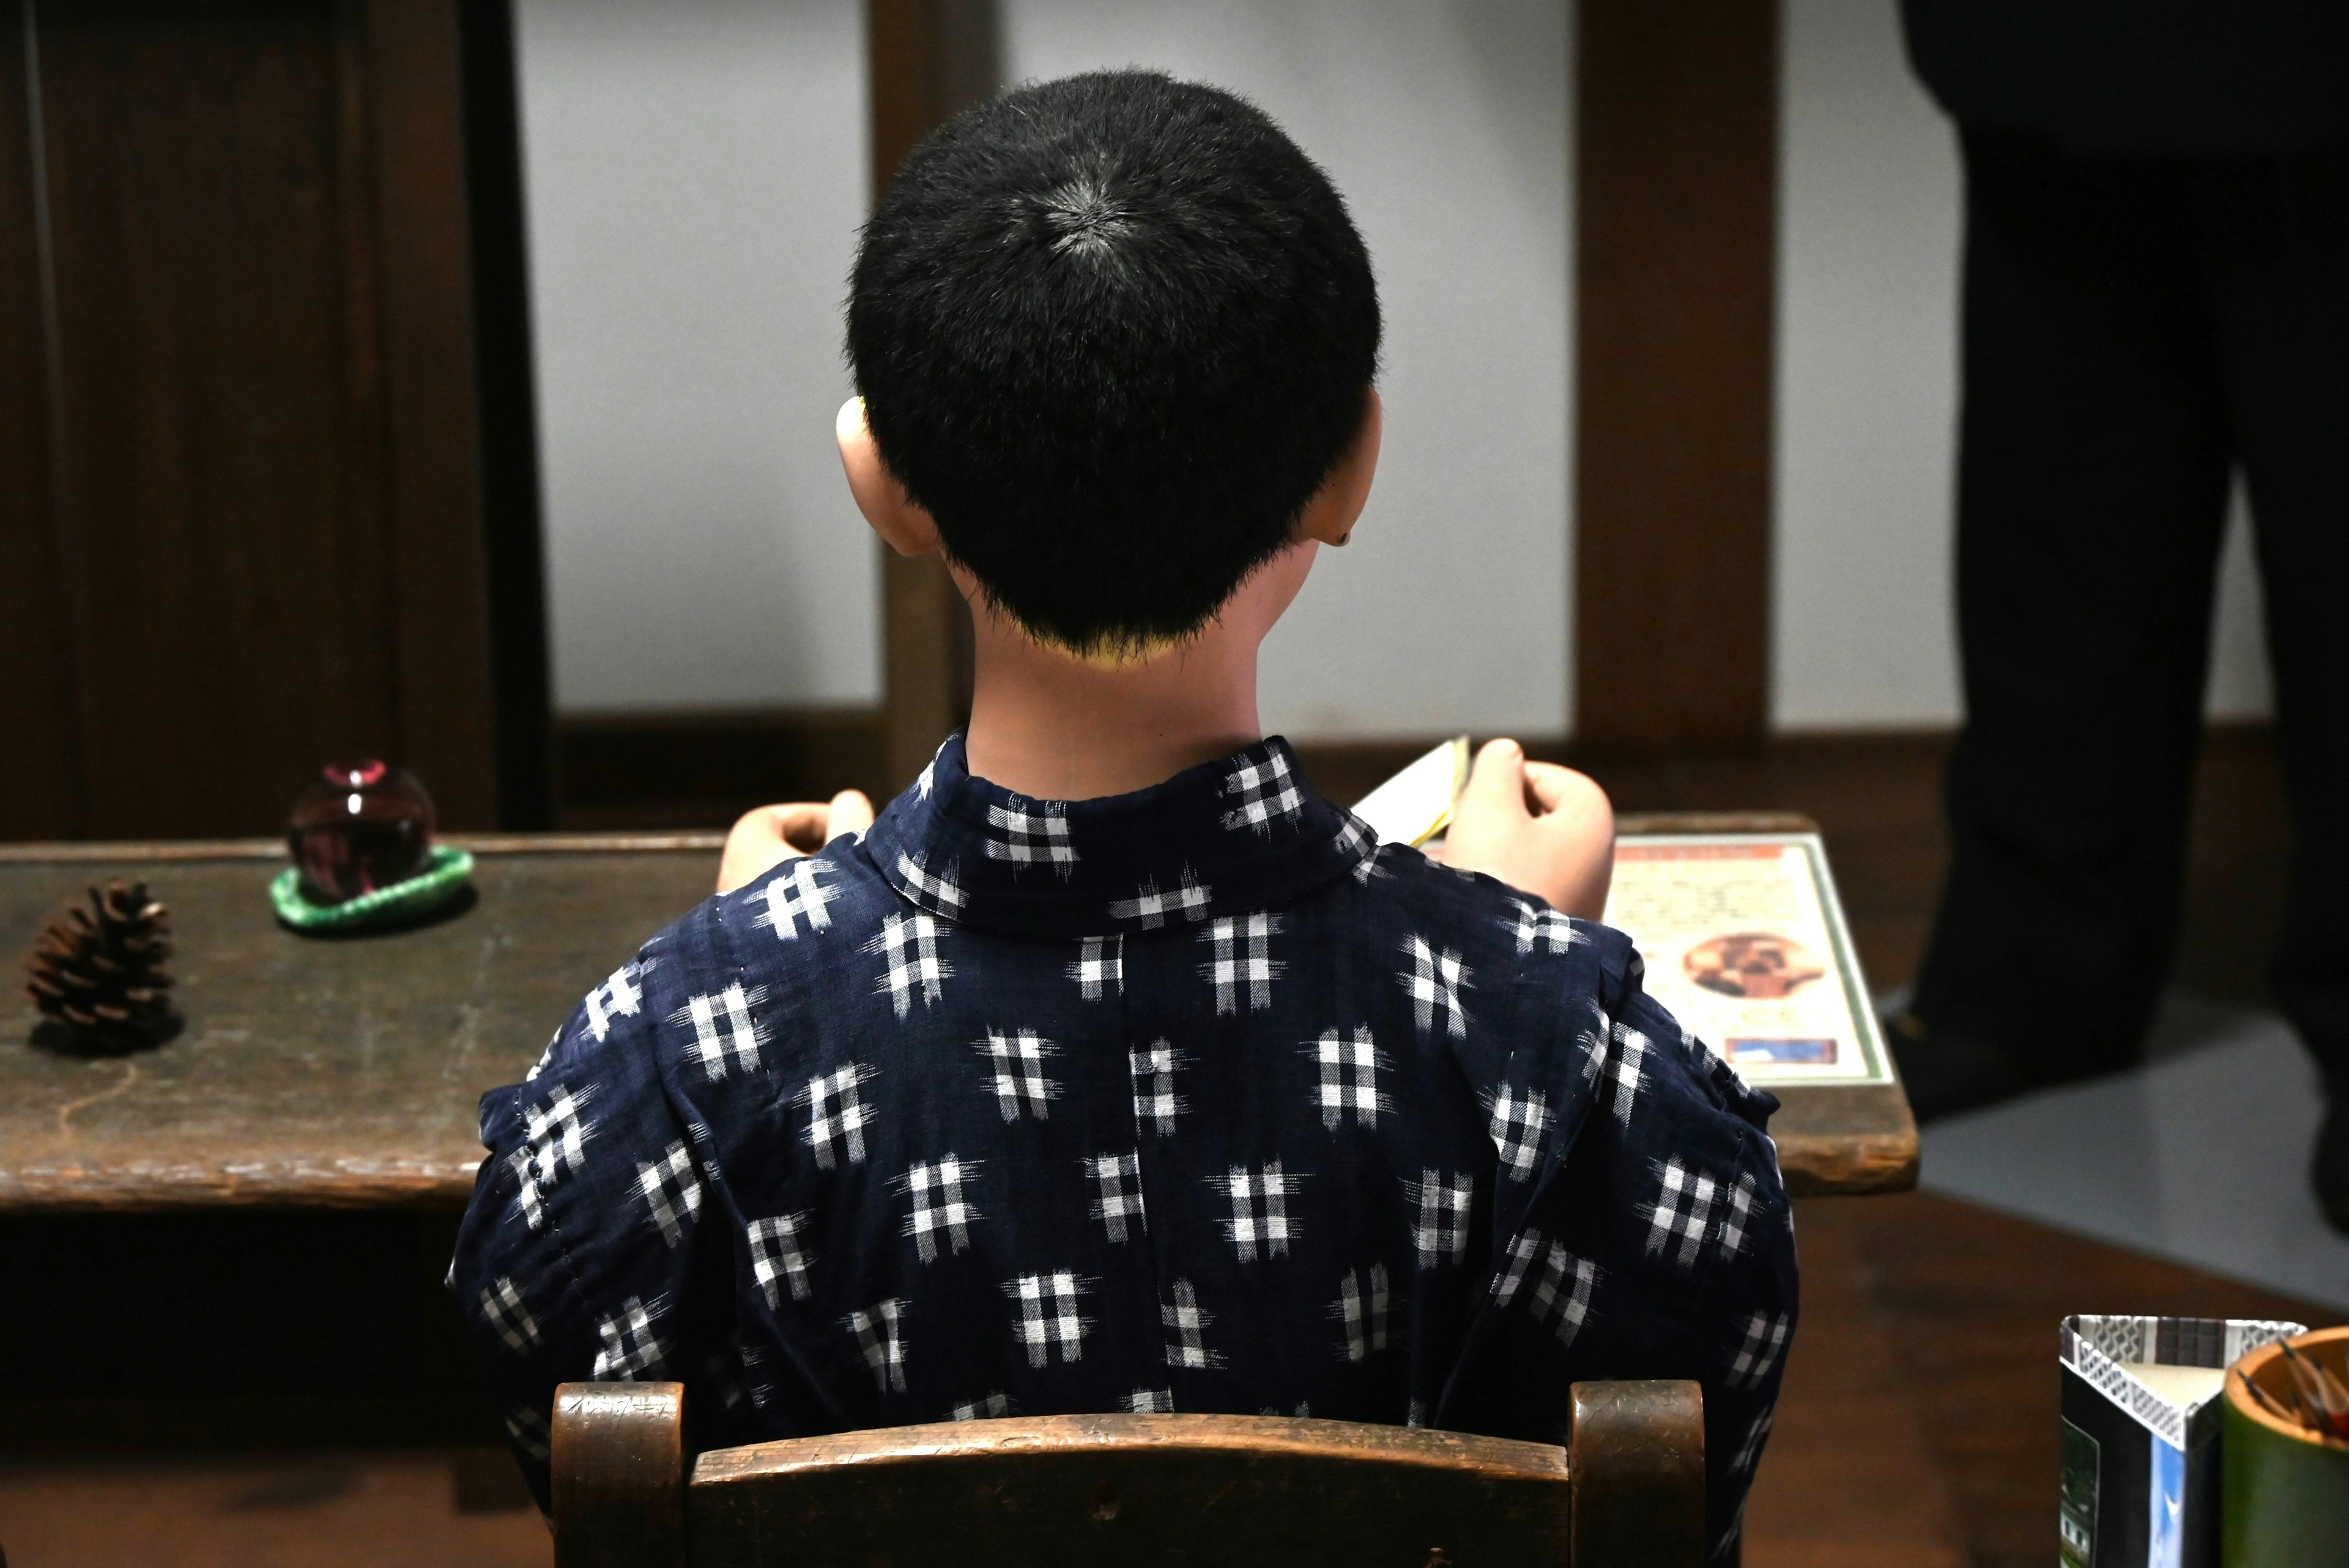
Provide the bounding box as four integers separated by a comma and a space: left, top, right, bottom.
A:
2060, 1315, 2304, 1568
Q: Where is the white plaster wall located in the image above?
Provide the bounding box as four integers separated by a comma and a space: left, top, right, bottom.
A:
1000, 0, 1574, 740
519, 0, 880, 713
1771, 0, 2271, 728
519, 0, 2266, 732
1769, 0, 1962, 729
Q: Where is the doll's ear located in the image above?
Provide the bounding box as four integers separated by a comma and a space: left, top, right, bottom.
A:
1295, 385, 1382, 548
836, 397, 943, 557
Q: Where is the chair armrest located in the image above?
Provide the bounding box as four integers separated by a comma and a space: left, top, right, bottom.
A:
1570, 1380, 1706, 1566
551, 1381, 688, 1568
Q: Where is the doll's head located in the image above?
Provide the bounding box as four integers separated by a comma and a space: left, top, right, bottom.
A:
846, 70, 1381, 661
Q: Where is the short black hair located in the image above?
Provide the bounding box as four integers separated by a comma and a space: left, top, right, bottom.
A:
847, 70, 1380, 655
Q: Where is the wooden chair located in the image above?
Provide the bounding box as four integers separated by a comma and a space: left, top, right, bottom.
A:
551, 1379, 1705, 1567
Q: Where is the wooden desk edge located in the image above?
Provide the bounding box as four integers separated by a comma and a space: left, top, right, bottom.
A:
0, 832, 728, 863
1770, 1081, 1920, 1196
0, 1138, 1913, 1209
0, 1168, 480, 1214
1776, 1134, 1919, 1197
1614, 811, 1820, 836
6, 819, 1813, 865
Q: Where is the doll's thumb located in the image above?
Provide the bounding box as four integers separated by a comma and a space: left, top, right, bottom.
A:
1462, 739, 1531, 822
828, 789, 877, 838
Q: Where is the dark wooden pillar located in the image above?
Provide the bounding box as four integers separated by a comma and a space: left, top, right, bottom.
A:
1573, 0, 1779, 755
0, 3, 81, 839
456, 0, 556, 831
366, 0, 503, 827
0, 0, 544, 838
867, 0, 994, 793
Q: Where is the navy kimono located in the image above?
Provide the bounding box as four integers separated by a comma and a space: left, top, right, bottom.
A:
450, 734, 1798, 1557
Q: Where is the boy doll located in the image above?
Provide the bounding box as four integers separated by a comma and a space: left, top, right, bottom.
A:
451, 70, 1795, 1561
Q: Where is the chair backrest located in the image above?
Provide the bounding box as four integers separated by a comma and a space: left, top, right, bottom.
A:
552, 1379, 1704, 1568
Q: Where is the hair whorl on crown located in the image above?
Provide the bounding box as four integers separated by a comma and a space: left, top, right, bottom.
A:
847, 69, 1381, 657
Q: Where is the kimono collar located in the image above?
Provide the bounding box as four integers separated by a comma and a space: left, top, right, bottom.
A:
861, 730, 1377, 940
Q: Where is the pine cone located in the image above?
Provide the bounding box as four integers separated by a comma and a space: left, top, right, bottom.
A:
24, 881, 178, 1053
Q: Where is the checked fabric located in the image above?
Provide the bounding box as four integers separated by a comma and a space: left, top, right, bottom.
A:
450, 733, 1797, 1558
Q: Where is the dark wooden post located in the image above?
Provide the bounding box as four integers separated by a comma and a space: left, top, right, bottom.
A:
0, 0, 539, 836
0, 0, 81, 838
1573, 0, 1780, 756
867, 0, 995, 793
366, 0, 505, 827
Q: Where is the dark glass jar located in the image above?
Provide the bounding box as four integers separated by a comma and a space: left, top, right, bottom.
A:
287, 762, 436, 905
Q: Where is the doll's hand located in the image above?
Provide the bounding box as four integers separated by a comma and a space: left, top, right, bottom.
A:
716, 789, 877, 894
1441, 740, 1614, 920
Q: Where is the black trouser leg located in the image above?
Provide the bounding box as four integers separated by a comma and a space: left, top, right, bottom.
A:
2203, 144, 2349, 1082
1912, 130, 2233, 1072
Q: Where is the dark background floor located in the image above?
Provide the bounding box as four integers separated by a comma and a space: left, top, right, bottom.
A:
0, 725, 2304, 1566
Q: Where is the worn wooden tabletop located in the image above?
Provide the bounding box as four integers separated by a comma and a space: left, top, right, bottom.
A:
1, 827, 1913, 1211
0, 836, 722, 1210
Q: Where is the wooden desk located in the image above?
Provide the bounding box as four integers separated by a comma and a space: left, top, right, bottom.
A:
1, 831, 1913, 1210
0, 836, 719, 1211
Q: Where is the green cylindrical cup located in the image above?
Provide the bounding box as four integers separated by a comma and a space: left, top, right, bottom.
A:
2224, 1327, 2349, 1566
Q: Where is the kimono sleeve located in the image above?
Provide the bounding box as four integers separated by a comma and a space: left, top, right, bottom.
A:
1452, 933, 1798, 1564
445, 951, 752, 1511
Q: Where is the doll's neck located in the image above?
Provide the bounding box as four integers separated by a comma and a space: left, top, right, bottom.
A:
960, 615, 1264, 802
